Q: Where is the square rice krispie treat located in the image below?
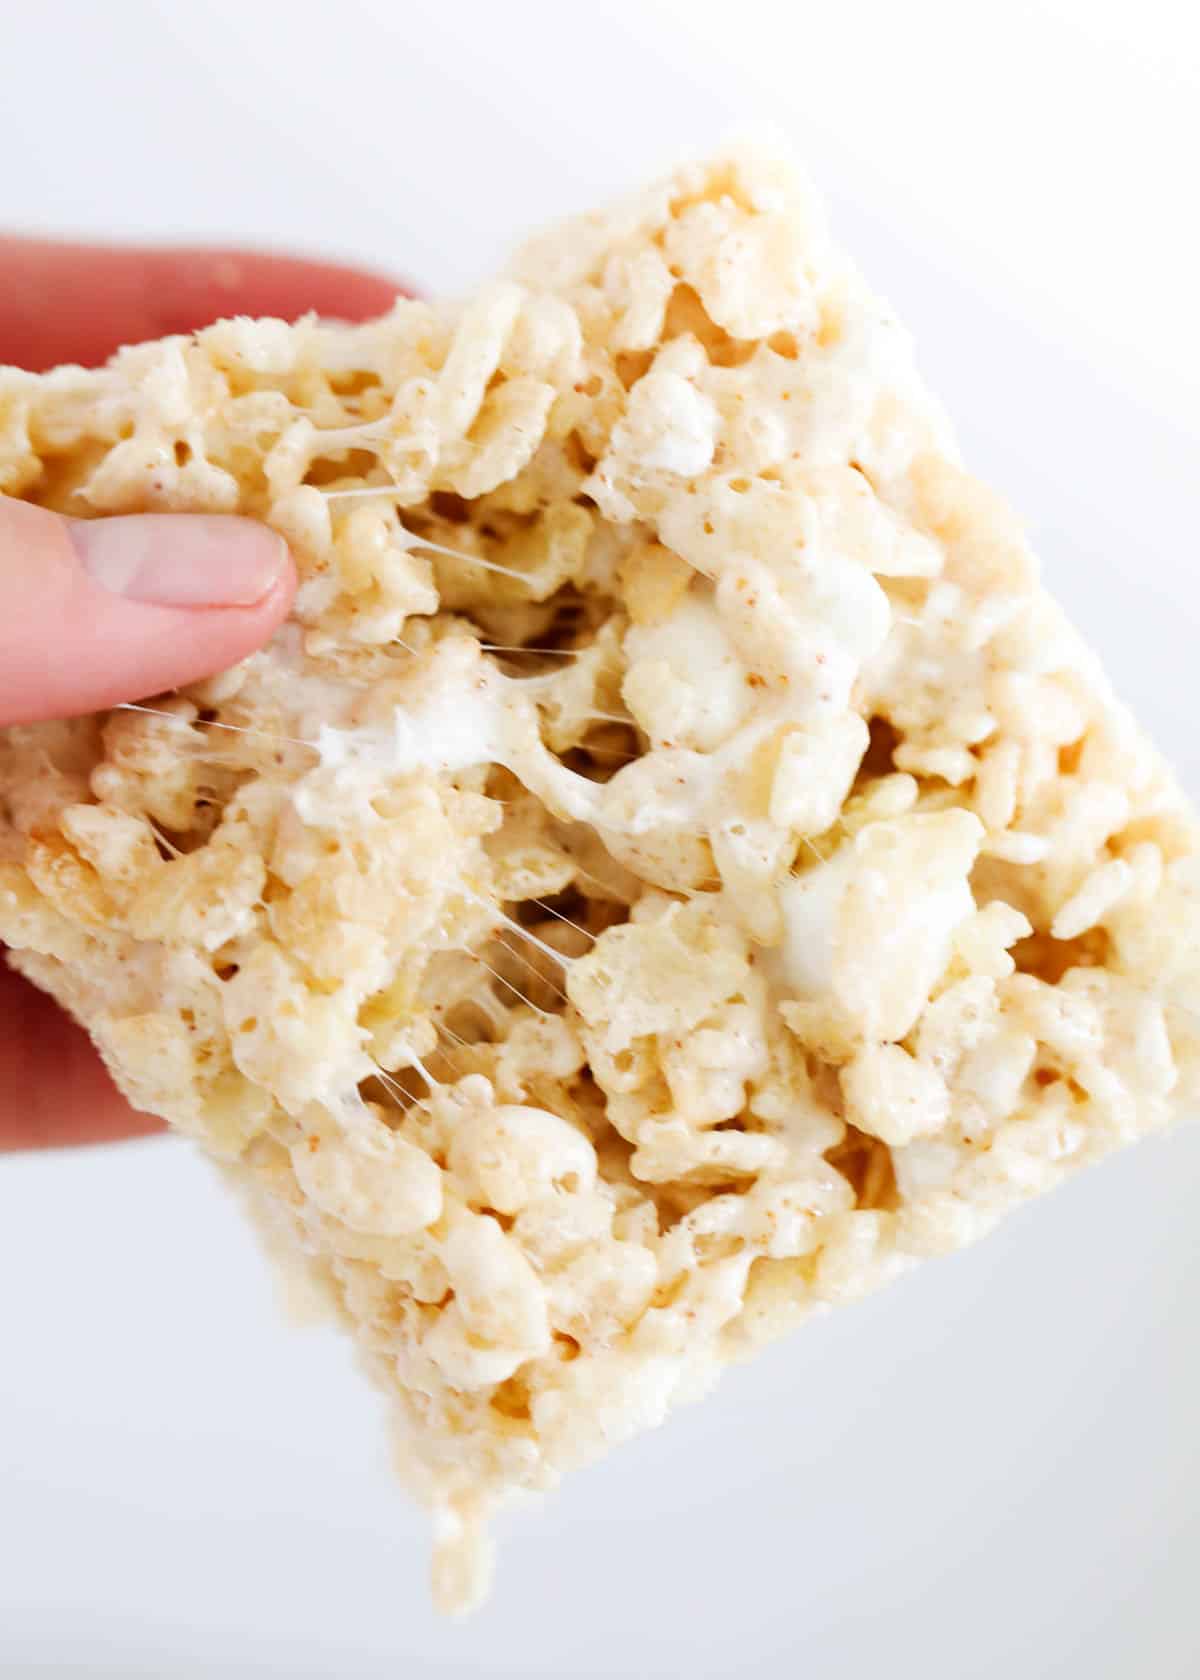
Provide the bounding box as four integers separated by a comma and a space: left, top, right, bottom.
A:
2, 142, 1197, 1611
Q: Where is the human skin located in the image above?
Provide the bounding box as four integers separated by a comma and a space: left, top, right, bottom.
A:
0, 240, 404, 1149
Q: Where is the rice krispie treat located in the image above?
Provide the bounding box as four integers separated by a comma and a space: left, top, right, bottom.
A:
2, 142, 1197, 1611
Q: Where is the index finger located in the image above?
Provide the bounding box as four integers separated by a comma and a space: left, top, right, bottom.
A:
0, 239, 408, 372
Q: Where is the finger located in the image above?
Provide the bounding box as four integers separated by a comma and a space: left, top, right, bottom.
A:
0, 239, 407, 372
0, 496, 295, 724
0, 961, 164, 1150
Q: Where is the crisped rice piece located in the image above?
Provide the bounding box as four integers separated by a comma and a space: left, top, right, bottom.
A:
2, 141, 1198, 1612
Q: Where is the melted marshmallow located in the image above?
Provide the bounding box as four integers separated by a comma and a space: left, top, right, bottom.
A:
772, 812, 982, 1022
623, 589, 752, 751
774, 846, 856, 997
316, 677, 508, 778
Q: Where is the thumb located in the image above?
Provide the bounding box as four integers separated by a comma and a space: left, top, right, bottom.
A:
0, 496, 294, 725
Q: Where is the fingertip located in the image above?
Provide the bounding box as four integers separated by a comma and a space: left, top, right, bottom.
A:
240, 535, 298, 632
0, 501, 298, 724
69, 513, 294, 609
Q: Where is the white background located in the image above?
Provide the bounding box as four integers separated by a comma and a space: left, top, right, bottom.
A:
2, 1, 1199, 1675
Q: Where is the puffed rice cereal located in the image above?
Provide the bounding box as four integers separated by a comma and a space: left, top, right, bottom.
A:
2, 141, 1198, 1612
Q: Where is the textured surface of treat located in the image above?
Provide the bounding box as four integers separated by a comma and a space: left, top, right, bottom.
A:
2, 143, 1199, 1613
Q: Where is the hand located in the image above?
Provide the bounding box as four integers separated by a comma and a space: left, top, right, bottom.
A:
0, 239, 402, 1150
